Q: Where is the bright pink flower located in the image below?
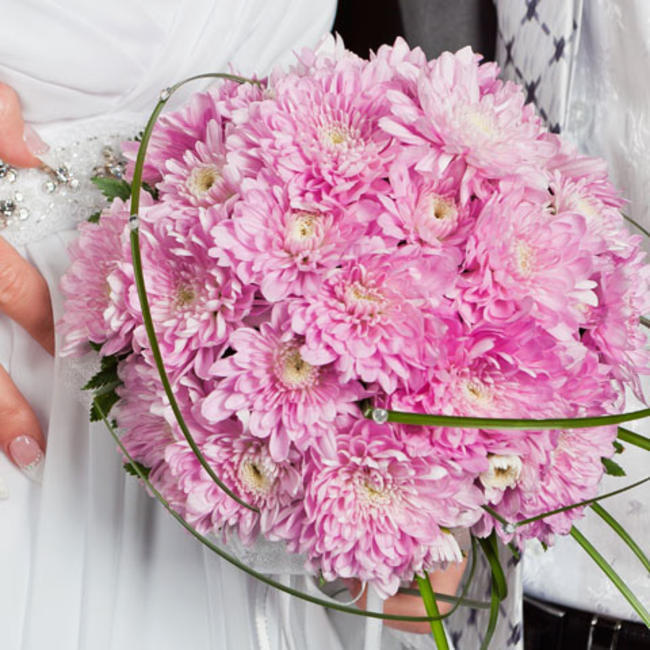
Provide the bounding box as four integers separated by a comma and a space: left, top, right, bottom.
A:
128, 204, 255, 373
290, 248, 457, 393
296, 419, 482, 598
165, 418, 304, 544
214, 173, 370, 301
201, 305, 366, 461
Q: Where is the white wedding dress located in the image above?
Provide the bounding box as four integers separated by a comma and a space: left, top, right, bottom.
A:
0, 3, 375, 649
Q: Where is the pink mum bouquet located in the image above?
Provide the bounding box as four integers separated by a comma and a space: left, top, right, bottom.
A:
61, 38, 650, 644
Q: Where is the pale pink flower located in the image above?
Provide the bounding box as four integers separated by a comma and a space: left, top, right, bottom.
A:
233, 59, 396, 204
60, 196, 152, 356
157, 116, 240, 213
461, 191, 599, 335
380, 47, 552, 199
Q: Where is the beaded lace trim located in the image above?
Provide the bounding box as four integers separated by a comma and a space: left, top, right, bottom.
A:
0, 115, 144, 247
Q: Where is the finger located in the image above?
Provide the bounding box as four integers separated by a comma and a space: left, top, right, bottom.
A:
0, 237, 54, 355
0, 364, 46, 482
0, 82, 48, 168
344, 556, 469, 635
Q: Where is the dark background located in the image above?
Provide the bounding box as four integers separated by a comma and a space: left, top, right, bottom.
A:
333, 0, 497, 61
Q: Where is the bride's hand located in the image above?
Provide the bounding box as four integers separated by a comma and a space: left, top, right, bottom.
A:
0, 82, 52, 484
345, 557, 469, 635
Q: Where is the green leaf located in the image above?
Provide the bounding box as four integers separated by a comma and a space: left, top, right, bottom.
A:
91, 176, 131, 202
612, 440, 624, 454
570, 526, 650, 626
590, 502, 650, 573
89, 341, 103, 352
142, 182, 159, 200
123, 461, 151, 480
617, 427, 650, 451
90, 389, 120, 422
87, 211, 101, 224
601, 457, 626, 477
415, 574, 449, 650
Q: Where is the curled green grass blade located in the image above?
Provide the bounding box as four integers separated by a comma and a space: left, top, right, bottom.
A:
94, 396, 459, 624
622, 212, 650, 239
477, 532, 507, 600
401, 536, 490, 611
129, 74, 261, 512
480, 579, 501, 650
365, 406, 650, 431
618, 427, 650, 451
570, 527, 650, 626
514, 476, 650, 528
416, 574, 450, 650
477, 531, 506, 650
590, 502, 650, 573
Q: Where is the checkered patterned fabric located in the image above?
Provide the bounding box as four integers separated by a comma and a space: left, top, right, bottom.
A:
495, 0, 583, 133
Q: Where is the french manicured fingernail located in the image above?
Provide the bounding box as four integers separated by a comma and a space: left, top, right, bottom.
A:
8, 435, 45, 483
0, 474, 8, 499
23, 124, 49, 156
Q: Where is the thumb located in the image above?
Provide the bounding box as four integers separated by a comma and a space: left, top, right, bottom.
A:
0, 83, 48, 168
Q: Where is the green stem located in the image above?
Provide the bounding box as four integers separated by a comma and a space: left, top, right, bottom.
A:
570, 527, 650, 626
129, 74, 262, 512
618, 427, 650, 451
416, 575, 450, 650
640, 315, 650, 329
365, 406, 650, 431
590, 502, 650, 573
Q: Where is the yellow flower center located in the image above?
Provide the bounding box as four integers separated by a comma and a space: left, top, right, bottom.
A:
515, 240, 535, 277
275, 345, 319, 390
187, 165, 221, 198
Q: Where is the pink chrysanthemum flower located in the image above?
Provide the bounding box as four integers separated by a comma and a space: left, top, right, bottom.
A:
123, 91, 223, 183
297, 419, 482, 598
201, 305, 366, 461
165, 418, 304, 545
461, 191, 598, 335
214, 173, 370, 301
233, 58, 396, 204
291, 248, 457, 393
584, 251, 650, 397
480, 425, 618, 545
157, 117, 240, 213
380, 47, 552, 199
128, 205, 255, 373
114, 354, 214, 512
377, 153, 477, 252
60, 195, 153, 356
